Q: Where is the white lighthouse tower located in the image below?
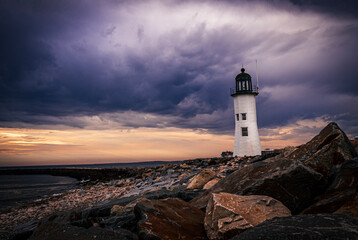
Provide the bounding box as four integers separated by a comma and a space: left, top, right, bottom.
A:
231, 67, 261, 157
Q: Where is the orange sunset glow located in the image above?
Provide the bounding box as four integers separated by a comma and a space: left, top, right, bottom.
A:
0, 116, 337, 166
0, 127, 233, 166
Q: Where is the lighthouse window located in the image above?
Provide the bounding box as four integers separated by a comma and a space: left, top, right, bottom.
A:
236, 114, 240, 121
242, 127, 248, 136
241, 113, 247, 120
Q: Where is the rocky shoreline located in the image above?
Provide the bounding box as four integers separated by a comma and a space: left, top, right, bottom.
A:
1, 122, 358, 240
0, 157, 241, 239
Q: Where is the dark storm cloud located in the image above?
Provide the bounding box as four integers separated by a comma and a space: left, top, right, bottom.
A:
1, 0, 358, 136
285, 0, 358, 17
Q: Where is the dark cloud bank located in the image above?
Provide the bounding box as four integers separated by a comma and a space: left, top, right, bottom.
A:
1, 0, 358, 136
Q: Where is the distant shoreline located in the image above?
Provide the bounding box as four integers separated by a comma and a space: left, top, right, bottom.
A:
0, 160, 182, 170
0, 160, 183, 181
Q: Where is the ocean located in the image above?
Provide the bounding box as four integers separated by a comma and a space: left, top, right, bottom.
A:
0, 174, 78, 211
0, 161, 181, 211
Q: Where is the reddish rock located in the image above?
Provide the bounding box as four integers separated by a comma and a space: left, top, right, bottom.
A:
203, 178, 221, 190
190, 158, 326, 214
134, 198, 206, 240
187, 170, 217, 189
335, 194, 358, 217
351, 139, 358, 153
288, 122, 357, 177
205, 193, 291, 240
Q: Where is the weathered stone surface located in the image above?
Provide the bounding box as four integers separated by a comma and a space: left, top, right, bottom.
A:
187, 170, 216, 189
205, 193, 291, 240
301, 158, 358, 215
190, 158, 326, 214
203, 178, 221, 190
29, 213, 138, 240
102, 214, 138, 233
111, 198, 144, 216
328, 157, 358, 192
229, 214, 358, 240
262, 146, 297, 162
351, 139, 358, 154
111, 205, 132, 216
81, 205, 111, 219
9, 220, 39, 240
335, 194, 358, 217
288, 122, 358, 177
29, 224, 137, 240
134, 198, 206, 240
301, 188, 356, 215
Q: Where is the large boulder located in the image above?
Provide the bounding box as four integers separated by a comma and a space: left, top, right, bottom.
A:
288, 122, 357, 177
187, 170, 217, 189
29, 213, 137, 240
205, 193, 291, 240
335, 194, 358, 217
81, 188, 204, 219
29, 224, 137, 240
302, 158, 358, 215
190, 158, 326, 214
134, 198, 207, 240
9, 220, 39, 240
229, 214, 358, 240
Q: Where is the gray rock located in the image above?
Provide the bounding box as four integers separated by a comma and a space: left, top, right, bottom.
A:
229, 214, 358, 240
81, 205, 111, 219
29, 214, 138, 240
288, 122, 358, 177
327, 157, 358, 192
107, 180, 118, 186
302, 157, 358, 215
101, 214, 137, 232
9, 220, 38, 240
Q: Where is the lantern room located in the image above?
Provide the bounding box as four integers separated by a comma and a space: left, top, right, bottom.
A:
230, 68, 258, 96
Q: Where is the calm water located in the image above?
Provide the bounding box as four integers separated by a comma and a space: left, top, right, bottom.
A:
0, 175, 78, 211
0, 161, 182, 211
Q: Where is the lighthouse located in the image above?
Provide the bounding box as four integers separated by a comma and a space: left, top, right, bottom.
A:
231, 67, 261, 157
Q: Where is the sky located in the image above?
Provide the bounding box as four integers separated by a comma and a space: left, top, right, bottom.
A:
1, 0, 358, 166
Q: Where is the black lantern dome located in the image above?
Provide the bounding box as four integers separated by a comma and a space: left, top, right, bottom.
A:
231, 68, 258, 96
